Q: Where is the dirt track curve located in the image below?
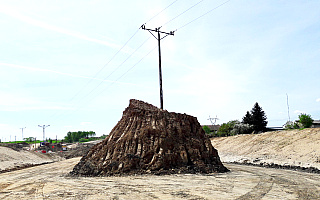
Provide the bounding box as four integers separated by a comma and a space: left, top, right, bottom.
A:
0, 157, 319, 199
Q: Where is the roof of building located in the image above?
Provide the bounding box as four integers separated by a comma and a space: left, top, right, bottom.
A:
202, 125, 221, 131
313, 120, 320, 124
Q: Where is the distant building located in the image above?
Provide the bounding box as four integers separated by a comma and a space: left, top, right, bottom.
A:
312, 120, 320, 128
202, 125, 221, 132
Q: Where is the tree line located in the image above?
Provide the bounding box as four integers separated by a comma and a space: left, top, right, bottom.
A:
204, 102, 268, 137
204, 102, 315, 137
64, 131, 96, 143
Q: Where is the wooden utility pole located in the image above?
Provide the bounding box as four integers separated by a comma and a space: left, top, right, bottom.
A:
141, 24, 175, 109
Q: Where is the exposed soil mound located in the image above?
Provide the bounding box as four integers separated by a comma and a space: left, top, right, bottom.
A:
71, 99, 228, 176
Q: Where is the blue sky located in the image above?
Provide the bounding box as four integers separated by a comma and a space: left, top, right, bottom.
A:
1, 0, 319, 142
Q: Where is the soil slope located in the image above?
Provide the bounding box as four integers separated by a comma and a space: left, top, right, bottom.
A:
211, 128, 320, 170
0, 146, 64, 173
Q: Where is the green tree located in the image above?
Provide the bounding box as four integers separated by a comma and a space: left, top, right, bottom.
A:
64, 132, 73, 143
202, 125, 211, 134
64, 131, 96, 143
24, 137, 35, 142
243, 102, 268, 133
217, 120, 239, 137
298, 113, 313, 128
242, 111, 252, 124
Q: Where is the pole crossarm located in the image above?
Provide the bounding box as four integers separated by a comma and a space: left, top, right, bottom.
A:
141, 24, 175, 37
140, 24, 175, 109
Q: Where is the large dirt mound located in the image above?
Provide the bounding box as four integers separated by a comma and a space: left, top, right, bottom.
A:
71, 99, 228, 176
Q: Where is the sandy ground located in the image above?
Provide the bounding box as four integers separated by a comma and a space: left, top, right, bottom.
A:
0, 146, 64, 172
0, 157, 319, 199
0, 129, 319, 199
211, 128, 320, 170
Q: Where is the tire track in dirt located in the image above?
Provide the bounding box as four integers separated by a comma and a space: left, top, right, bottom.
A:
0, 159, 319, 199
236, 176, 274, 199
230, 164, 320, 200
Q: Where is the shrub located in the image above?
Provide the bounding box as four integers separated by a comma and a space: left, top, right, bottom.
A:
298, 113, 313, 128
79, 138, 89, 143
202, 126, 211, 134
231, 122, 254, 135
283, 121, 303, 130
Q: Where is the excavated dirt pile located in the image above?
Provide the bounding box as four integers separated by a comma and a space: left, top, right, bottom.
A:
70, 99, 228, 176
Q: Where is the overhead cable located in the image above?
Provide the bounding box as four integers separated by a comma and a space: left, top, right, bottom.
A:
145, 0, 179, 24
75, 36, 151, 104
69, 28, 140, 101
78, 46, 157, 110
162, 0, 205, 27
176, 0, 231, 31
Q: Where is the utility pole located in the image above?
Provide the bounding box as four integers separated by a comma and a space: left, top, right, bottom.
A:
20, 127, 26, 141
141, 24, 175, 109
38, 125, 50, 142
286, 93, 290, 122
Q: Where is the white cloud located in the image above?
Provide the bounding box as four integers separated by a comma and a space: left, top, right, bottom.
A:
316, 98, 320, 102
294, 110, 304, 114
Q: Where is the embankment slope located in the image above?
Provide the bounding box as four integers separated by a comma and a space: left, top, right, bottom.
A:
211, 128, 320, 170
0, 146, 63, 172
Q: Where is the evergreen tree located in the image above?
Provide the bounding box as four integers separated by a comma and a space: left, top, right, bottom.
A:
242, 111, 252, 124
250, 102, 268, 133
242, 102, 268, 133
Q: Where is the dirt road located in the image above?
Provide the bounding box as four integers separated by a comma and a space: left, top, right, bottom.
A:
0, 158, 319, 199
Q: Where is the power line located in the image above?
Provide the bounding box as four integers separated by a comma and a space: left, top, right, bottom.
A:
47, 31, 147, 121
74, 46, 157, 111
69, 0, 179, 103
176, 0, 231, 31
49, 0, 231, 122
70, 36, 151, 108
145, 0, 179, 24
47, 1, 182, 121
162, 0, 205, 27
69, 28, 140, 102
